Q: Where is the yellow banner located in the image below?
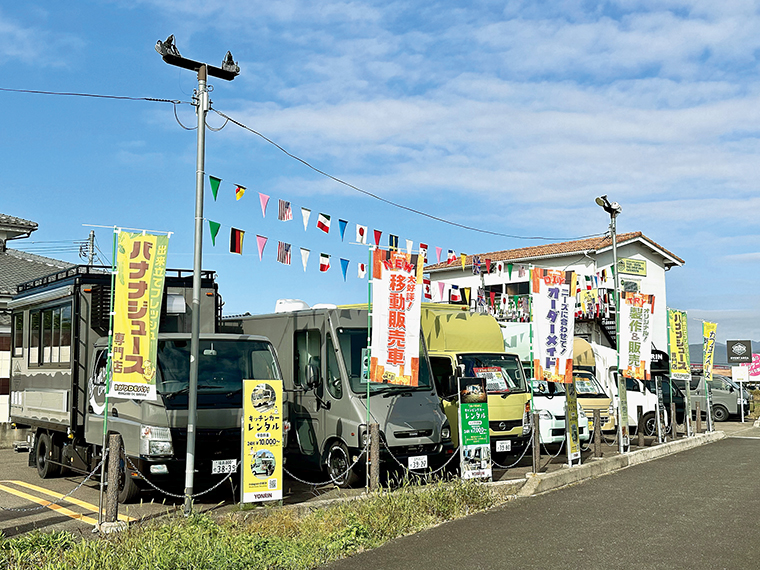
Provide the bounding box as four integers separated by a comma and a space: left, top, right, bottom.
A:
667, 309, 691, 380
110, 232, 168, 400
617, 257, 647, 276
242, 379, 283, 503
703, 321, 717, 383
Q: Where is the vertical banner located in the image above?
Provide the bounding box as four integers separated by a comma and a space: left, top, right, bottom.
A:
565, 380, 581, 462
110, 231, 168, 400
457, 377, 491, 480
370, 249, 422, 386
242, 379, 283, 503
703, 321, 717, 430
531, 269, 577, 383
668, 308, 692, 435
619, 292, 655, 380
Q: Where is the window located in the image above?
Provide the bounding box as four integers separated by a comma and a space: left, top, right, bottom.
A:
325, 335, 343, 399
28, 303, 73, 366
294, 330, 321, 388
12, 313, 23, 357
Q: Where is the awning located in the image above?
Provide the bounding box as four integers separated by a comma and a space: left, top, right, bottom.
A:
573, 338, 595, 368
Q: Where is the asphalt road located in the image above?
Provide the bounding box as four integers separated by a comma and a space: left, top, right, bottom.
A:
325, 428, 760, 570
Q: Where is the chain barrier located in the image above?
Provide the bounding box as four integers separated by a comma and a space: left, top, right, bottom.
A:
0, 452, 107, 513
491, 431, 534, 470
282, 444, 369, 487
125, 456, 240, 500
541, 435, 566, 459
379, 439, 461, 479
601, 427, 618, 446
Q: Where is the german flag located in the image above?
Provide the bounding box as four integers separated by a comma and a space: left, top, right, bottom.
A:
230, 228, 244, 254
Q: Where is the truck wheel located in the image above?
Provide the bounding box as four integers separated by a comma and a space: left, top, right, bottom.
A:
117, 456, 142, 504
325, 441, 360, 488
36, 433, 61, 479
713, 405, 729, 422
642, 413, 657, 437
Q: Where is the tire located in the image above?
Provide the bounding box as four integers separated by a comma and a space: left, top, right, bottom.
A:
642, 413, 657, 437
117, 453, 142, 504
325, 441, 360, 488
713, 405, 729, 423
36, 432, 61, 479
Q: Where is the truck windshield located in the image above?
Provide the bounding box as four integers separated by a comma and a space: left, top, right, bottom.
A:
156, 339, 281, 397
457, 353, 527, 394
573, 371, 608, 398
336, 328, 434, 395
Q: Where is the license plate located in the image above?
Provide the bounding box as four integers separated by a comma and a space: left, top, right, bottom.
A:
408, 455, 428, 470
496, 440, 511, 452
211, 459, 238, 474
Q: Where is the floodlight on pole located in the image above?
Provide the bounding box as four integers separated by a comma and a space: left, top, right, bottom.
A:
155, 35, 239, 516
595, 195, 625, 453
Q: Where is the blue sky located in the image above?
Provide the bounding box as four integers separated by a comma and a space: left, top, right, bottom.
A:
2, 1, 759, 345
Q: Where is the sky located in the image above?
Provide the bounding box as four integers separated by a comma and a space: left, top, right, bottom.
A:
1, 0, 759, 346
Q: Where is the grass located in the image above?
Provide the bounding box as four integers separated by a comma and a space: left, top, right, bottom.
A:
0, 478, 502, 570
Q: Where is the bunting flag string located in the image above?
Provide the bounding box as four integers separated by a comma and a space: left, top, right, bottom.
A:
209, 176, 221, 201
259, 193, 270, 217
256, 235, 268, 261
235, 184, 246, 201
317, 213, 331, 233
208, 220, 221, 246
340, 258, 349, 281
301, 208, 311, 231
300, 248, 310, 272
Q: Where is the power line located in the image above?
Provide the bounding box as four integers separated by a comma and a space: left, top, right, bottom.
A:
212, 108, 605, 243
0, 86, 185, 105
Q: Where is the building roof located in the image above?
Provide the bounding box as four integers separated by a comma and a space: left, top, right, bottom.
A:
0, 213, 38, 238
425, 232, 685, 272
0, 248, 74, 296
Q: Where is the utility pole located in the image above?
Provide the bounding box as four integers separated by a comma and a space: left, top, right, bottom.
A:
88, 230, 95, 265
155, 35, 239, 515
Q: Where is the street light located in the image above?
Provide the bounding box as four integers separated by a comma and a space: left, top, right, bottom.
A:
595, 195, 625, 453
156, 35, 239, 515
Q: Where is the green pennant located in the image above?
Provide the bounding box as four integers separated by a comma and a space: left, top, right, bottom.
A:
208, 220, 221, 246
507, 263, 513, 279
209, 176, 222, 201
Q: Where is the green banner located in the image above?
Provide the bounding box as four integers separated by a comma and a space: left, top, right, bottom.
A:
458, 377, 491, 480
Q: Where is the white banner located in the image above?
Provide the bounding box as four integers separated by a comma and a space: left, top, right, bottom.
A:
619, 292, 655, 380
370, 249, 422, 386
531, 269, 576, 383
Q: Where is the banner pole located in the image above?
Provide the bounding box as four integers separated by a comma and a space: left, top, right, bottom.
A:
366, 245, 372, 492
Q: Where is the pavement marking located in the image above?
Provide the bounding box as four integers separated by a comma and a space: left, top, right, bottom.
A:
1, 480, 136, 522
727, 436, 760, 440
0, 483, 99, 525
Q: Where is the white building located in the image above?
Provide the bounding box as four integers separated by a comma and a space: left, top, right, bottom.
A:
424, 232, 684, 354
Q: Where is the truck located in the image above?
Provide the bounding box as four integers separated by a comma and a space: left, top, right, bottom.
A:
223, 300, 454, 486
421, 306, 532, 457
9, 265, 282, 502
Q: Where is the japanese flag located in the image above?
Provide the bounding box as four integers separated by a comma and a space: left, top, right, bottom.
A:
356, 224, 367, 244
358, 262, 367, 278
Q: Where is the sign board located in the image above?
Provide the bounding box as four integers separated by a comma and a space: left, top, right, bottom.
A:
457, 377, 491, 480
531, 269, 576, 383
617, 258, 647, 276
242, 379, 283, 503
110, 231, 169, 400
727, 340, 752, 364
619, 292, 655, 381
565, 380, 581, 462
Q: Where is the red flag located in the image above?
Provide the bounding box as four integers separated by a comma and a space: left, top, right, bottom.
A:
374, 229, 382, 246
423, 278, 432, 300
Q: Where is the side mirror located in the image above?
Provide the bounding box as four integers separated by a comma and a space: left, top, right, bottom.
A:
455, 364, 465, 378
306, 363, 320, 389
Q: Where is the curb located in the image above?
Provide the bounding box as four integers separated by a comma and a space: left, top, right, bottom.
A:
490, 431, 725, 498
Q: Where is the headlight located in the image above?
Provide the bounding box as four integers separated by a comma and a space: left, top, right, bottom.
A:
608, 403, 615, 416
441, 426, 451, 440
539, 410, 553, 421
140, 425, 173, 457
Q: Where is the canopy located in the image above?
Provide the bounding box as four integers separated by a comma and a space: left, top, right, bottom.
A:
573, 338, 596, 368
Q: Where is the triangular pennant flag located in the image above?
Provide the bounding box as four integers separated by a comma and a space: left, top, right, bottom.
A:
317, 213, 331, 233
256, 235, 268, 261
490, 291, 496, 307
278, 199, 293, 221
235, 185, 246, 201
389, 234, 398, 251
259, 193, 270, 217
423, 277, 432, 300
358, 262, 367, 278
208, 220, 221, 246
209, 176, 221, 201
340, 258, 349, 281
374, 229, 382, 246
339, 219, 348, 241
463, 287, 470, 305
436, 247, 442, 264
230, 228, 244, 254
300, 248, 310, 272
507, 263, 513, 279
438, 281, 445, 300
277, 241, 292, 265
319, 253, 331, 272
460, 253, 466, 271
419, 243, 428, 263
356, 224, 367, 244
484, 258, 491, 274
301, 208, 311, 231
406, 239, 413, 255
